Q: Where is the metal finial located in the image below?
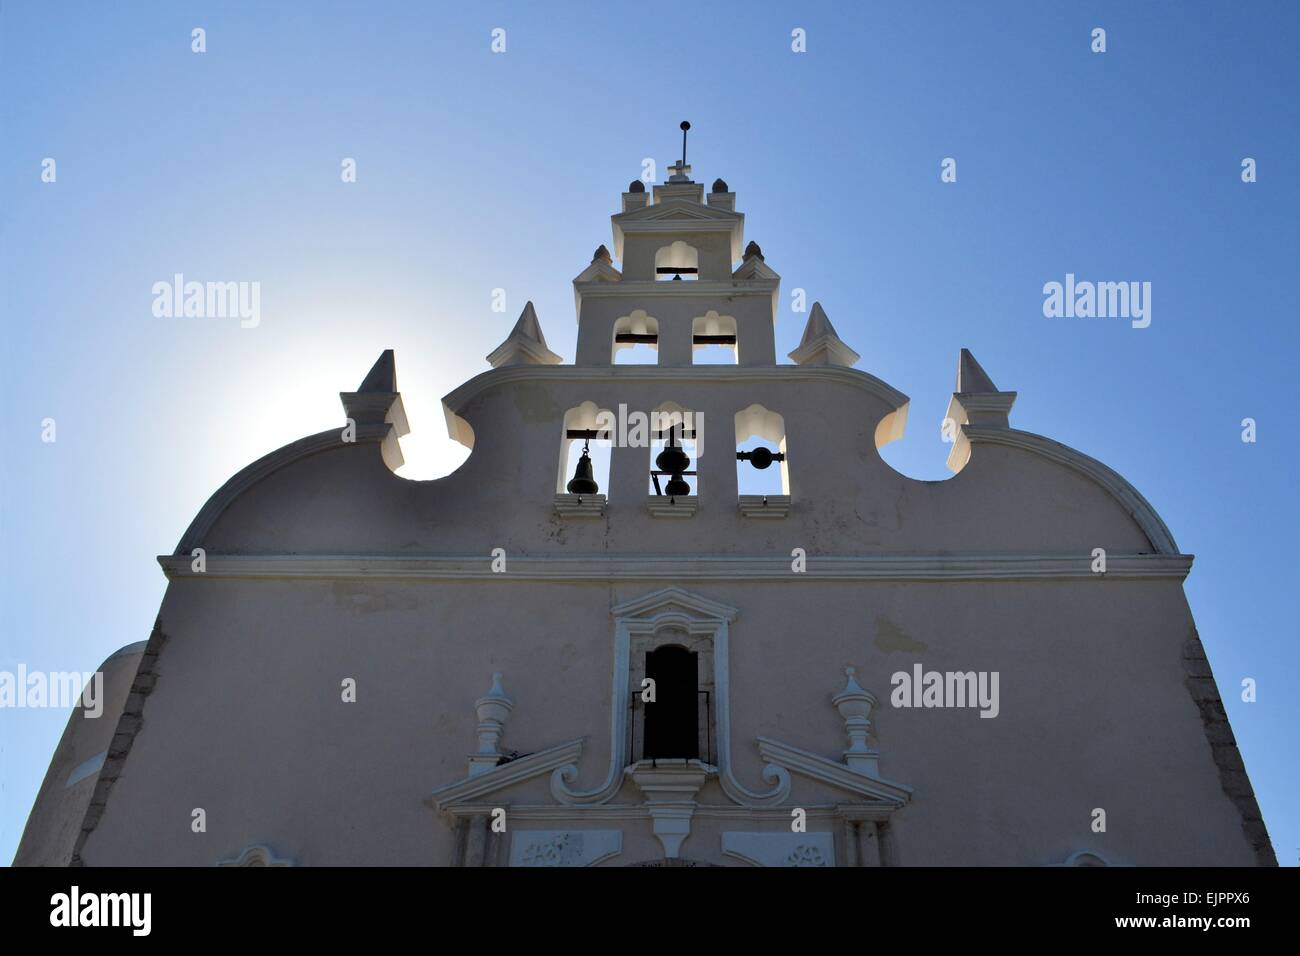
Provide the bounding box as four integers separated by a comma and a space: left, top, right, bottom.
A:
680, 121, 690, 165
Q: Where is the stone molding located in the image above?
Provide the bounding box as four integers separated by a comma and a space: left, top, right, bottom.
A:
553, 493, 607, 518
159, 551, 1194, 582
645, 494, 698, 518
737, 494, 791, 519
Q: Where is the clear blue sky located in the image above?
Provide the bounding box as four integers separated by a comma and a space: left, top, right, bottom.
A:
2, 1, 1296, 865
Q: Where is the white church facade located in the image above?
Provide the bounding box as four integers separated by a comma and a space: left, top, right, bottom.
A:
16, 134, 1274, 867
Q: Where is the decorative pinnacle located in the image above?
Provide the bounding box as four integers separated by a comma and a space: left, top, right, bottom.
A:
788, 301, 860, 368
357, 349, 397, 393
956, 348, 1000, 394
485, 301, 562, 368
680, 120, 690, 165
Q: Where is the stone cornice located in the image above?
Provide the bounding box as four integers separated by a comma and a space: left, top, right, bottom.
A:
441, 362, 909, 423
572, 276, 779, 307
613, 197, 742, 224
437, 803, 888, 822
157, 552, 1194, 582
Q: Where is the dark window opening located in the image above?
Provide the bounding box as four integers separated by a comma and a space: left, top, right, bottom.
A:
642, 646, 699, 760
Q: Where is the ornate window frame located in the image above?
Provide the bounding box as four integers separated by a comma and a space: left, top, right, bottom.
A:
550, 586, 790, 808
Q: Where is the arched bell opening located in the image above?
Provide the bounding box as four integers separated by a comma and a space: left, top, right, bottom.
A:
612, 310, 659, 365
734, 404, 788, 497
647, 402, 699, 497
692, 311, 737, 365
557, 401, 613, 496
654, 240, 699, 281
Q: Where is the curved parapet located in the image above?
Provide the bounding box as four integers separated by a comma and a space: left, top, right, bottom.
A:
160, 346, 1177, 565
938, 348, 1179, 556
12, 641, 149, 867
964, 425, 1180, 555
175, 349, 407, 555
174, 423, 393, 555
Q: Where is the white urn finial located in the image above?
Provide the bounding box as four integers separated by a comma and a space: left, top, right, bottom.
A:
832, 667, 880, 778
468, 672, 514, 777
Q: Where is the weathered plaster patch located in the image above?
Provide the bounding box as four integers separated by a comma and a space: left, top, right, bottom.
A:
512, 384, 560, 424
556, 641, 579, 673
327, 581, 423, 615
874, 616, 927, 655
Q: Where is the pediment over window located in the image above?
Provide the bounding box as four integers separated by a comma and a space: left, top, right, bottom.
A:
428, 739, 584, 810
611, 586, 739, 625
757, 737, 912, 806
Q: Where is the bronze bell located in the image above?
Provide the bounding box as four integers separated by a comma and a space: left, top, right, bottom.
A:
663, 473, 691, 497
566, 441, 599, 495
656, 426, 691, 496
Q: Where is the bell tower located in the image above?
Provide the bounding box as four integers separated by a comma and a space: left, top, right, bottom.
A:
572, 122, 781, 367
